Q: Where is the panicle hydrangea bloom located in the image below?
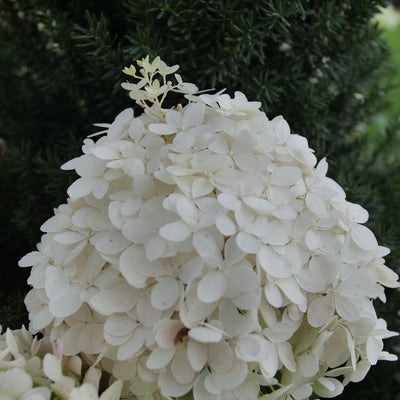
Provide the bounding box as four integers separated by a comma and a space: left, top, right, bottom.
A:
19, 55, 399, 400
0, 326, 122, 400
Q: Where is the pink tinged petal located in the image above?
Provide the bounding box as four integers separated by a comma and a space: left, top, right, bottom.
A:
159, 220, 192, 242
117, 328, 145, 361
258, 246, 291, 278
236, 232, 260, 254
158, 368, 194, 398
187, 340, 208, 371
235, 335, 262, 362
264, 282, 283, 308
18, 251, 42, 267
172, 346, 196, 384
93, 179, 109, 199
151, 278, 179, 310
298, 353, 319, 377
193, 231, 223, 266
146, 347, 176, 370
92, 146, 119, 160
188, 326, 222, 343
90, 283, 138, 315
197, 271, 227, 303
216, 214, 237, 236
208, 341, 234, 372
313, 377, 343, 398
271, 166, 302, 186
335, 295, 359, 321
278, 342, 296, 372
49, 285, 83, 318
155, 320, 185, 348
79, 324, 105, 354
351, 224, 378, 250
307, 295, 335, 327
53, 231, 86, 244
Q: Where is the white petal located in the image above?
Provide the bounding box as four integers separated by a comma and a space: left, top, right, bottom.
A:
197, 271, 227, 303
158, 368, 193, 397
192, 177, 214, 198
92, 146, 119, 160
146, 348, 176, 370
90, 283, 138, 315
243, 197, 277, 214
277, 341, 296, 372
216, 214, 237, 236
117, 328, 145, 360
208, 341, 234, 372
236, 232, 260, 254
159, 220, 192, 242
351, 224, 378, 250
171, 345, 196, 384
193, 230, 223, 265
258, 246, 291, 278
187, 339, 208, 371
307, 295, 334, 327
93, 179, 109, 199
335, 295, 359, 322
298, 353, 319, 377
235, 335, 262, 362
67, 177, 96, 198
188, 327, 222, 343
49, 285, 82, 318
53, 231, 85, 244
313, 377, 343, 398
271, 166, 302, 186
218, 193, 242, 211
151, 278, 179, 310
18, 251, 42, 267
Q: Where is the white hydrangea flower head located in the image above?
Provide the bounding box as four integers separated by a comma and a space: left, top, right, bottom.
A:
0, 326, 122, 399
19, 56, 399, 400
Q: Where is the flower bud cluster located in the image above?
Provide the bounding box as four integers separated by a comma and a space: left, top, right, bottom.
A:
0, 326, 122, 399
19, 57, 399, 400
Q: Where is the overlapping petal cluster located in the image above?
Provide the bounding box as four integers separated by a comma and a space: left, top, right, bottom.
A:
0, 326, 122, 400
19, 56, 399, 400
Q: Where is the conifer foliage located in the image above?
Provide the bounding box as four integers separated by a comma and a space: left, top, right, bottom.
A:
0, 1, 399, 398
